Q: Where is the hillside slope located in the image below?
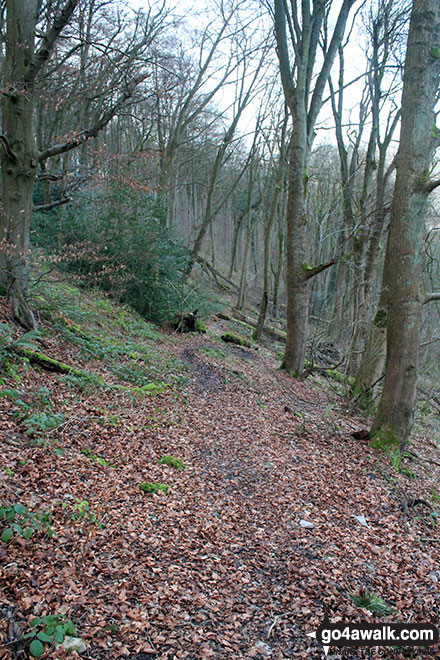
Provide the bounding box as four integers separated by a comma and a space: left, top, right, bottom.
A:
1, 283, 440, 659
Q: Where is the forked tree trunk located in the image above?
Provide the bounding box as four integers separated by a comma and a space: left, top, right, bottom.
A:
274, 0, 357, 376
371, 0, 440, 449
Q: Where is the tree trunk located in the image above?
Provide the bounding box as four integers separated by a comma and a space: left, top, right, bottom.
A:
371, 0, 440, 449
0, 0, 39, 328
272, 218, 285, 319
283, 115, 309, 375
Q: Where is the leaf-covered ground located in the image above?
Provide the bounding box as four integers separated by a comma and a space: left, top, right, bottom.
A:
1, 285, 440, 659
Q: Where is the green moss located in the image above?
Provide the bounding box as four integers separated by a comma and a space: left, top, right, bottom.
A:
157, 455, 185, 469
301, 262, 313, 272
139, 482, 169, 494
419, 169, 431, 186
202, 346, 228, 359
430, 47, 440, 59
81, 449, 111, 467
370, 427, 399, 451
194, 319, 207, 334
221, 332, 251, 348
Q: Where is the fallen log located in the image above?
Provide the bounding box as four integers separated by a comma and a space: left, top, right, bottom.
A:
13, 347, 100, 381
231, 309, 286, 342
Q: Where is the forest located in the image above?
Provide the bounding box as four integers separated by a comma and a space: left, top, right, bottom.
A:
1, 0, 440, 658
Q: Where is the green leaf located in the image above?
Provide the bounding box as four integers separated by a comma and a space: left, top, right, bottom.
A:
42, 615, 60, 625
1, 528, 13, 543
11, 523, 23, 535
37, 632, 53, 643
29, 639, 45, 658
23, 528, 34, 539
64, 620, 76, 635
29, 618, 42, 627
23, 631, 37, 639
53, 629, 64, 643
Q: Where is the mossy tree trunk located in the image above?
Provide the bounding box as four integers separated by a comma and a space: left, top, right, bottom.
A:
371, 0, 440, 449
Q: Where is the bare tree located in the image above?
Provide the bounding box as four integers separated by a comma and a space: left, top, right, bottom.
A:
272, 0, 359, 376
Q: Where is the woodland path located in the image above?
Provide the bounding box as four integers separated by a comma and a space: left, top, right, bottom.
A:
2, 330, 440, 660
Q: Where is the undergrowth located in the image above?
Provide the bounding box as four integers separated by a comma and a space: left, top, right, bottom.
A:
34, 281, 188, 389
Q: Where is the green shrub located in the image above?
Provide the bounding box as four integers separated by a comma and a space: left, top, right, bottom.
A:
350, 590, 397, 616
1, 386, 65, 444
22, 614, 76, 657
33, 185, 207, 324
0, 502, 53, 542
157, 455, 185, 469
0, 323, 40, 380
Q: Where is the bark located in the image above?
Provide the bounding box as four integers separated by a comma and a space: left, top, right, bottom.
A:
371, 0, 440, 449
0, 0, 41, 328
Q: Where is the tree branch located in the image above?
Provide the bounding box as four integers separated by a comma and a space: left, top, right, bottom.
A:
303, 259, 336, 280
423, 292, 440, 304
33, 197, 72, 212
38, 74, 150, 162
25, 0, 80, 84
424, 178, 440, 193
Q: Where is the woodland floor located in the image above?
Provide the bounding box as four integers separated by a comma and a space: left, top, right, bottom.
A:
1, 284, 440, 660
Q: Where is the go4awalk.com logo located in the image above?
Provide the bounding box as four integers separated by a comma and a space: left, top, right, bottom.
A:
306, 617, 439, 656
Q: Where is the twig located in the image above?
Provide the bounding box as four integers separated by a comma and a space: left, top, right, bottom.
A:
407, 450, 440, 468
268, 615, 282, 637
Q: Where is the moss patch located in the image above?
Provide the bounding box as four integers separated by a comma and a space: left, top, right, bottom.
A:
139, 482, 169, 494
221, 332, 251, 348
157, 455, 185, 470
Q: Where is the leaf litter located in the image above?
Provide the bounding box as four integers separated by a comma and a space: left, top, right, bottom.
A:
1, 305, 440, 659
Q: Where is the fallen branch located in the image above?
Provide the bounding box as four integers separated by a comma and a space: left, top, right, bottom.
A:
231, 309, 286, 342
33, 197, 72, 212
406, 449, 440, 468
196, 256, 238, 290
